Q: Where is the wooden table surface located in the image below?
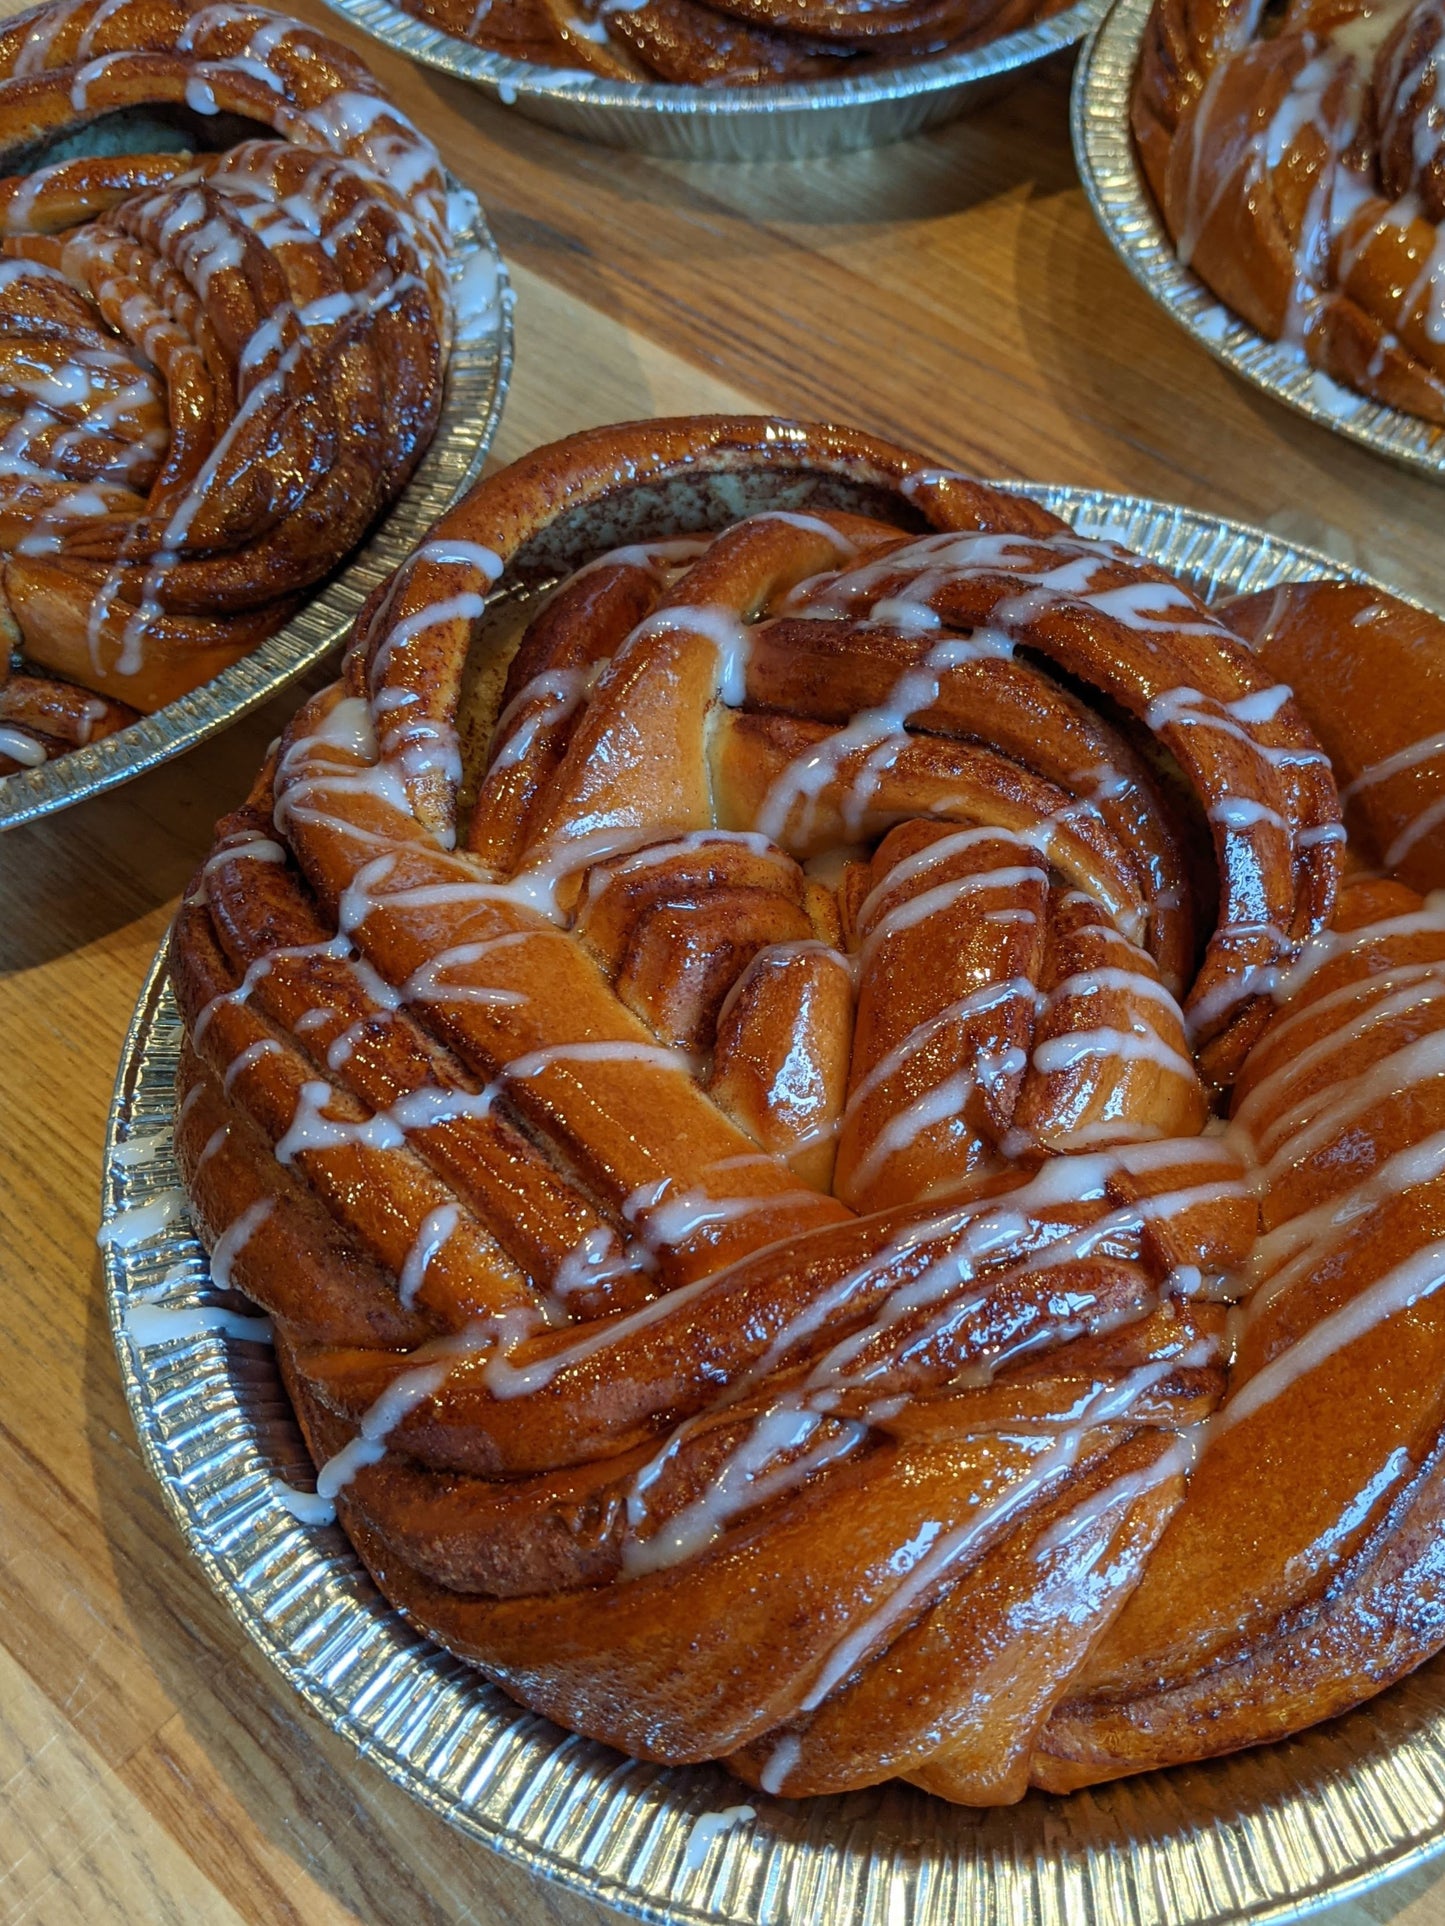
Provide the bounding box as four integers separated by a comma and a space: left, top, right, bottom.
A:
3, 8, 1445, 1920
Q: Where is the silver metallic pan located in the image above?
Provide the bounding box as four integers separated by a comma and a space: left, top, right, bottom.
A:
322, 0, 1105, 160
1071, 0, 1445, 484
102, 473, 1445, 1926
0, 188, 512, 835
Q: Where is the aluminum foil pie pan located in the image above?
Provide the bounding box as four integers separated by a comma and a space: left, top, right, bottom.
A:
322, 0, 1104, 161
0, 183, 513, 835
103, 482, 1445, 1926
1071, 0, 1445, 485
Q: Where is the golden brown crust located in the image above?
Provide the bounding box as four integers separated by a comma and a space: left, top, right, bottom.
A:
0, 667, 133, 770
1132, 0, 1445, 423
170, 414, 1445, 1806
1227, 581, 1445, 892
0, 0, 451, 773
397, 0, 1053, 83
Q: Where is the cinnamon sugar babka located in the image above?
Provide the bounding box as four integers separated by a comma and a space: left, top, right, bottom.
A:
400, 0, 1065, 87
0, 0, 455, 779
1132, 0, 1445, 423
171, 415, 1445, 1803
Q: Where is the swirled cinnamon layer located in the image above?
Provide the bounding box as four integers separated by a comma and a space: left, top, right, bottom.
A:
172, 415, 1445, 1802
398, 0, 1065, 85
0, 0, 454, 776
1132, 0, 1445, 423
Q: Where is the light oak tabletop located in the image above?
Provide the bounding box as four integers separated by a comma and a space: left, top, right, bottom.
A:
2, 6, 1445, 1921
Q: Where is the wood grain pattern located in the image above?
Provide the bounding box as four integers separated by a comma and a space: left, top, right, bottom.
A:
1, 3, 1444, 1916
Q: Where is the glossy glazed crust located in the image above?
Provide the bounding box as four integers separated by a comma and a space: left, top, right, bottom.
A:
1130, 0, 1445, 424
1039, 870, 1445, 1786
396, 0, 1065, 84
1227, 581, 1445, 893
0, 0, 451, 774
168, 414, 1445, 1804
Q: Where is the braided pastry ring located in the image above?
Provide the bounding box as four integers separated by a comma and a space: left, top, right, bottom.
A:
391, 0, 1064, 89
0, 0, 456, 773
173, 416, 1445, 1804
1132, 0, 1445, 423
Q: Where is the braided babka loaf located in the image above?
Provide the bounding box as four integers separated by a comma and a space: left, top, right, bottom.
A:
399, 0, 1064, 87
1132, 0, 1445, 423
0, 0, 454, 779
171, 416, 1445, 1803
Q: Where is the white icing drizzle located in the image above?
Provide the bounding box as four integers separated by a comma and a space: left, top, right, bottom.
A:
1238, 971, 1445, 1157
224, 1037, 282, 1093
1212, 888, 1445, 1434
857, 864, 1048, 976
1143, 685, 1328, 774
1340, 728, 1445, 868
124, 1300, 272, 1346
452, 249, 500, 341
484, 665, 609, 783
628, 603, 753, 707
274, 1078, 405, 1164
624, 1398, 865, 1578
621, 1176, 819, 1260
398, 1202, 461, 1309
201, 834, 287, 879
755, 630, 1020, 847
264, 1031, 701, 1175
315, 1319, 527, 1499
1210, 797, 1289, 832
842, 978, 1039, 1122
839, 1070, 978, 1200
1172, 0, 1444, 385
852, 825, 1024, 932
97, 1190, 189, 1249
1242, 1126, 1445, 1330
789, 1363, 1188, 1719
1386, 797, 1445, 868
112, 1126, 172, 1169
195, 936, 351, 1042
0, 725, 47, 768
1030, 1439, 1190, 1559
793, 526, 1225, 646
572, 536, 711, 586
272, 1481, 338, 1526
1222, 1239, 1445, 1435
402, 941, 529, 1007
681, 1805, 756, 1871
751, 510, 858, 555
759, 1735, 801, 1796
1032, 1026, 1195, 1081
210, 1199, 273, 1290
1262, 1024, 1445, 1179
